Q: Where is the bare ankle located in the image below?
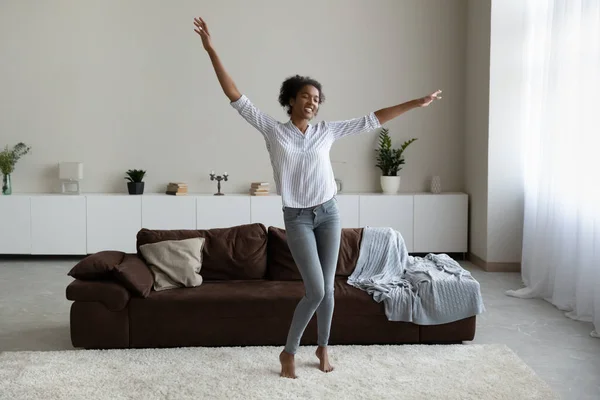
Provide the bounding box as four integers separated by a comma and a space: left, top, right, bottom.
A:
279, 349, 297, 379
315, 346, 334, 373
280, 350, 294, 358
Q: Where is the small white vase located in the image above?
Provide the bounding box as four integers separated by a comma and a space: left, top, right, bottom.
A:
430, 175, 442, 194
380, 176, 401, 194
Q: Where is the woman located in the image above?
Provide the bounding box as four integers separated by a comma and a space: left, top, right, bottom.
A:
194, 16, 441, 379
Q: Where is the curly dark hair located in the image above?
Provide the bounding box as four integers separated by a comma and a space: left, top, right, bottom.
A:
278, 75, 325, 116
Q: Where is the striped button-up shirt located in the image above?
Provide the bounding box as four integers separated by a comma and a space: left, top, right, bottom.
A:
231, 95, 381, 208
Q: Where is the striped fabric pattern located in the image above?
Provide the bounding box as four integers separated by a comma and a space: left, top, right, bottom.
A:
347, 226, 415, 322
231, 94, 381, 208
348, 227, 486, 324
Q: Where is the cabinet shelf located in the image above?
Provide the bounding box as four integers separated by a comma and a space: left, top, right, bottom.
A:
0, 193, 468, 255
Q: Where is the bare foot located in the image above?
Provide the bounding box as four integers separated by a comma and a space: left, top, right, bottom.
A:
315, 346, 334, 373
279, 350, 297, 379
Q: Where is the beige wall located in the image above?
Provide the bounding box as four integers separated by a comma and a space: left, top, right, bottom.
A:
465, 0, 525, 265
465, 0, 491, 261
1, 0, 525, 264
0, 0, 466, 195
488, 0, 525, 263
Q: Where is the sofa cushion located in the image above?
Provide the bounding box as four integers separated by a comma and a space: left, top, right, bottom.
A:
136, 223, 268, 280
267, 227, 363, 280
139, 237, 204, 292
128, 278, 383, 320
68, 251, 125, 280
113, 254, 155, 298
337, 228, 363, 276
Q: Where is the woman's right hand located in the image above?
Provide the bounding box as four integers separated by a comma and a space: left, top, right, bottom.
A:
194, 17, 212, 51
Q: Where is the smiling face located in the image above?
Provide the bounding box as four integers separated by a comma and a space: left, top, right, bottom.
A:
290, 85, 320, 121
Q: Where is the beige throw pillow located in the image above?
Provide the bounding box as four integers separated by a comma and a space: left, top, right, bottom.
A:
139, 237, 205, 291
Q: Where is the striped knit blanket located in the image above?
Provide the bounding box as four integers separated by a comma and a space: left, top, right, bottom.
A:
347, 226, 485, 325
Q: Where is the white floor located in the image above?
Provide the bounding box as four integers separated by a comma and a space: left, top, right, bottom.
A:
0, 258, 599, 399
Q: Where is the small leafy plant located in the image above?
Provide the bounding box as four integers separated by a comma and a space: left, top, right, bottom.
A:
0, 143, 31, 175
375, 128, 417, 176
125, 169, 146, 183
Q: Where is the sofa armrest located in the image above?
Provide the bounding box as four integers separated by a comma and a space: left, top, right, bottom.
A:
66, 280, 130, 312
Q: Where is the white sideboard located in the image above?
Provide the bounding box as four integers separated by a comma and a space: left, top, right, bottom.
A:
86, 196, 142, 254
30, 196, 87, 255
0, 196, 32, 254
359, 195, 415, 253
0, 192, 468, 255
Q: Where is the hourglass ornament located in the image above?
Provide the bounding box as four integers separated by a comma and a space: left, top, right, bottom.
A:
209, 170, 228, 196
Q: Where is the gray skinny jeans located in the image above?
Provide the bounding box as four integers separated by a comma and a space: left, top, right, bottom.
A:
282, 196, 341, 354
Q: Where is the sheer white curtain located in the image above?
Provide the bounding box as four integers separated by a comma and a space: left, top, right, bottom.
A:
506, 0, 600, 338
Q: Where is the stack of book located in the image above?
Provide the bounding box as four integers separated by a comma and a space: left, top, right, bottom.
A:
249, 182, 269, 196
166, 182, 188, 196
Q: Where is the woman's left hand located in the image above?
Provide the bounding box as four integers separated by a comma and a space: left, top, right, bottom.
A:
417, 90, 442, 107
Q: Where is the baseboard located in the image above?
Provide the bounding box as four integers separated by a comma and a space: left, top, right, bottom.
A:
410, 252, 467, 261
468, 253, 521, 272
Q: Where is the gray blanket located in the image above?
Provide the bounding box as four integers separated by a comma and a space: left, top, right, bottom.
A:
347, 227, 485, 325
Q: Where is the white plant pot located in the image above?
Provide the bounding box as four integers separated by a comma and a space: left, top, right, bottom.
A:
380, 176, 401, 194
430, 175, 442, 194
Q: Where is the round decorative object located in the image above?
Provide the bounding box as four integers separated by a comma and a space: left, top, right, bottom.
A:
430, 176, 441, 194
380, 176, 401, 194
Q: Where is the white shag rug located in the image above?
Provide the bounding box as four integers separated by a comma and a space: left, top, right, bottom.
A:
0, 344, 557, 400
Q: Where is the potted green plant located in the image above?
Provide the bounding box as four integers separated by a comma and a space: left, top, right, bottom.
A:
375, 128, 417, 194
125, 169, 146, 195
0, 142, 31, 195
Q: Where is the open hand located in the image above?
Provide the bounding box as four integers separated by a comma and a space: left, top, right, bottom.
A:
417, 90, 442, 107
194, 17, 212, 51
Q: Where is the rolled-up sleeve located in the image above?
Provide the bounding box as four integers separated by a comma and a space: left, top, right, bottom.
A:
231, 95, 278, 139
326, 112, 382, 140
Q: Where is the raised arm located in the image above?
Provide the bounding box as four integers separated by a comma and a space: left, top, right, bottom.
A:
194, 16, 277, 138
374, 90, 442, 125
328, 90, 443, 140
194, 17, 241, 102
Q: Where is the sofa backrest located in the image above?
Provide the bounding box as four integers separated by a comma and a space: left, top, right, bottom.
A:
266, 227, 363, 280
136, 223, 268, 281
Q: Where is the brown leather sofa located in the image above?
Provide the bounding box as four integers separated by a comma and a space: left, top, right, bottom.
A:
65, 223, 476, 349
